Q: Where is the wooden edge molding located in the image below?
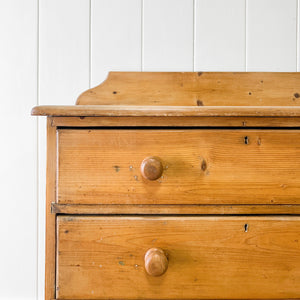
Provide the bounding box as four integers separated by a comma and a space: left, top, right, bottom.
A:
52, 298, 299, 300
31, 105, 300, 117
50, 116, 300, 128
51, 203, 300, 215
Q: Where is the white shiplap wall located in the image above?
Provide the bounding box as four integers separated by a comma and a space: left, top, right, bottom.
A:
0, 1, 37, 299
0, 0, 299, 299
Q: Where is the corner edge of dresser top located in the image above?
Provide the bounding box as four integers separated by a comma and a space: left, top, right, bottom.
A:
31, 105, 300, 117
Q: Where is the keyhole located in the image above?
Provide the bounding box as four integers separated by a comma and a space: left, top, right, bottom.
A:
244, 224, 249, 232
244, 136, 249, 145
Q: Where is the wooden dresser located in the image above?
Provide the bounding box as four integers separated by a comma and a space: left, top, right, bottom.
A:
32, 72, 300, 300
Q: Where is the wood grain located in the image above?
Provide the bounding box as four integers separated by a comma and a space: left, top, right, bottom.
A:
51, 116, 300, 128
35, 72, 300, 300
56, 216, 300, 299
140, 156, 164, 181
31, 105, 300, 117
76, 72, 300, 106
51, 203, 300, 215
58, 129, 300, 205
45, 119, 57, 300
144, 247, 168, 277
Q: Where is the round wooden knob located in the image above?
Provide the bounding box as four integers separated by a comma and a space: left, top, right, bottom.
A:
144, 248, 168, 276
140, 156, 163, 181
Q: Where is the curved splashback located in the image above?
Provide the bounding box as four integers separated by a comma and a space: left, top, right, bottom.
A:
76, 72, 300, 106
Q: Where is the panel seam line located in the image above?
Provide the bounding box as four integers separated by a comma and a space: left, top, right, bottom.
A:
193, 0, 196, 71
297, 0, 299, 71
141, 0, 144, 71
245, 0, 248, 71
36, 0, 40, 298
89, 0, 92, 87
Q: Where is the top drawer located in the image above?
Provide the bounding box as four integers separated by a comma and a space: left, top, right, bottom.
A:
57, 129, 300, 205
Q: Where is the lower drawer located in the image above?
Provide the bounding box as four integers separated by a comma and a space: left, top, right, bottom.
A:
57, 216, 300, 299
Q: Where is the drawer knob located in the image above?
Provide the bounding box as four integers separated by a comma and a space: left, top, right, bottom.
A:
140, 156, 163, 181
144, 248, 168, 276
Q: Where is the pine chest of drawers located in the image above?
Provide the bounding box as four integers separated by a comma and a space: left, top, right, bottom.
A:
32, 72, 300, 300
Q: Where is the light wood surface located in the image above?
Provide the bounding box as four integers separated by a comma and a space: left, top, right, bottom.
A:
51, 115, 300, 128
45, 119, 57, 300
140, 156, 164, 181
37, 72, 300, 300
58, 129, 300, 205
51, 203, 300, 215
56, 216, 300, 299
76, 72, 300, 106
144, 248, 168, 277
32, 104, 300, 117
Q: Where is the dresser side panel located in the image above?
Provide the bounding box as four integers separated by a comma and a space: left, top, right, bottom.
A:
45, 118, 57, 300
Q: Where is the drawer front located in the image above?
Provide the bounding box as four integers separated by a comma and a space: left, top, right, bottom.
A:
58, 129, 300, 205
57, 216, 300, 299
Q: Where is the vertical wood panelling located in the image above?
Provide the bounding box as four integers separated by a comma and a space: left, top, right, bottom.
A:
247, 0, 297, 71
143, 0, 194, 71
0, 1, 37, 299
91, 0, 142, 86
39, 1, 90, 298
195, 0, 246, 71
39, 0, 90, 106
297, 0, 300, 71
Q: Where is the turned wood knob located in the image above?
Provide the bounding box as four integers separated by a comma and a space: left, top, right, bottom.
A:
144, 248, 168, 276
140, 156, 163, 181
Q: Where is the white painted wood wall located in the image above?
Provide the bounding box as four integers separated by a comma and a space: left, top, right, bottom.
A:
0, 0, 298, 299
